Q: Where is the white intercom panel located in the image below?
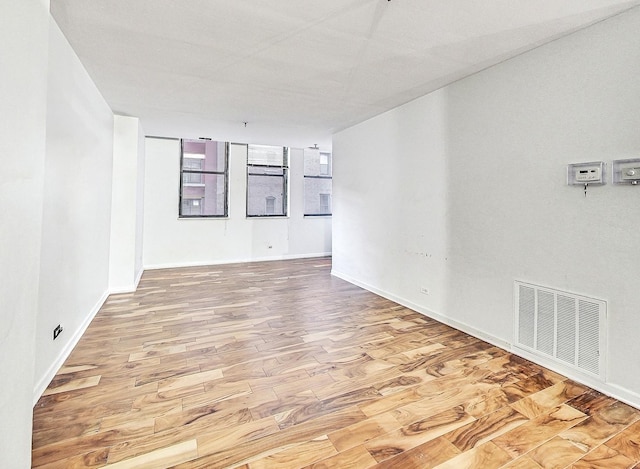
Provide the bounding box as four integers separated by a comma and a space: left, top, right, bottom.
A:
567, 161, 605, 186
612, 158, 640, 185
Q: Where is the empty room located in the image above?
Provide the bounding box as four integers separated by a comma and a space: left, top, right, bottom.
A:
3, 1, 640, 468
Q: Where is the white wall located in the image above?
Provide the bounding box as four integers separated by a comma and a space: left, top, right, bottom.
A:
0, 1, 49, 466
143, 139, 331, 268
109, 115, 145, 292
34, 20, 114, 398
333, 8, 640, 404
444, 8, 640, 398
333, 91, 450, 314
135, 125, 146, 276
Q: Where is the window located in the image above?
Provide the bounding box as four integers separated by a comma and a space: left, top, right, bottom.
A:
247, 144, 288, 217
182, 158, 203, 184
265, 196, 275, 215
320, 152, 330, 175
179, 139, 228, 217
181, 198, 203, 215
304, 150, 332, 216
319, 193, 331, 213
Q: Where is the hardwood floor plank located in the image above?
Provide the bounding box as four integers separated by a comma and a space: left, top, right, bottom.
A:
365, 406, 475, 463
527, 435, 586, 469
327, 412, 402, 452
443, 406, 528, 452
569, 444, 634, 469
510, 381, 588, 420
33, 419, 155, 467
42, 376, 101, 396
371, 436, 461, 469
102, 439, 198, 468
463, 388, 511, 418
157, 368, 224, 393
273, 372, 335, 399
390, 371, 496, 427
32, 448, 110, 469
500, 456, 544, 468
32, 421, 102, 453
302, 445, 378, 469
432, 441, 511, 469
314, 367, 403, 401
182, 387, 278, 413
247, 436, 338, 469
58, 364, 99, 374
558, 411, 634, 453
565, 389, 618, 416
492, 405, 587, 458
605, 419, 640, 461
185, 407, 367, 469
154, 403, 252, 434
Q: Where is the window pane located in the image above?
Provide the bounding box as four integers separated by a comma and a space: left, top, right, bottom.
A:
304, 177, 332, 215
247, 174, 286, 216
180, 173, 226, 216
181, 198, 203, 215
304, 151, 331, 177
183, 158, 203, 170
182, 140, 226, 172
320, 194, 330, 213
182, 156, 204, 185
265, 196, 275, 214
248, 144, 285, 166
320, 152, 331, 175
182, 171, 203, 185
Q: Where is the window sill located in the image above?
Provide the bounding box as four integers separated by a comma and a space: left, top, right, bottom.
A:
178, 216, 229, 220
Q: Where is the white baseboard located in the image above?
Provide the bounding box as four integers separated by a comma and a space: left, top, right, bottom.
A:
331, 269, 510, 351
144, 252, 332, 271
32, 290, 109, 406
331, 269, 640, 410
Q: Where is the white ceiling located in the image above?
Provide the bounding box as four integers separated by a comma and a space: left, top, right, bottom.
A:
50, 0, 640, 149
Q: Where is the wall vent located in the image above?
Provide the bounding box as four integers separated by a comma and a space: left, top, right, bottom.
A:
514, 281, 606, 380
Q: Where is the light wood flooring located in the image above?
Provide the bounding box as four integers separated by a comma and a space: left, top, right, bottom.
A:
32, 258, 640, 468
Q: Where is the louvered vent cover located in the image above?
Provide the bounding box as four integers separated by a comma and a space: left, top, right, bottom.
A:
514, 281, 606, 379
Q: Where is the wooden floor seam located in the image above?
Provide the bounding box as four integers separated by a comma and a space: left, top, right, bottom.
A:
32, 258, 640, 468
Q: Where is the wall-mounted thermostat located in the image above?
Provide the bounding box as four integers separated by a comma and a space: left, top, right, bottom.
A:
612, 158, 640, 185
567, 161, 605, 186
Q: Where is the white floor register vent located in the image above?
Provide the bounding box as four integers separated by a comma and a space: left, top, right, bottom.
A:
514, 281, 606, 380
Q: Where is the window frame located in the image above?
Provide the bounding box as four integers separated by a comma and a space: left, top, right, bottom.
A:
304, 151, 333, 217
246, 145, 289, 218
178, 139, 229, 218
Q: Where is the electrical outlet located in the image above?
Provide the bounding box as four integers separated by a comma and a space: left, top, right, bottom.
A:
53, 324, 63, 340
420, 287, 430, 295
